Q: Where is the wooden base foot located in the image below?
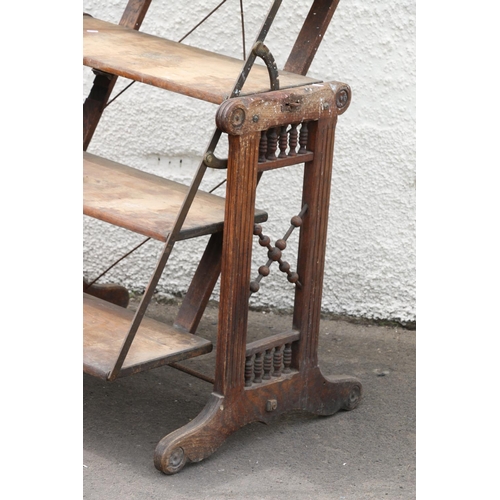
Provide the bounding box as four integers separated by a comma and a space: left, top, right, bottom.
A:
154, 393, 241, 474
154, 369, 362, 474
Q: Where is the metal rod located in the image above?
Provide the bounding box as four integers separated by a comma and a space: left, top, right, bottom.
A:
240, 0, 246, 60
178, 0, 228, 43
104, 80, 135, 109
103, 0, 229, 108
84, 237, 151, 290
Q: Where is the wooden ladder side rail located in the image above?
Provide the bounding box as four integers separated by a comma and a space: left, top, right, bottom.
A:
107, 1, 283, 379
284, 0, 341, 76
83, 0, 152, 150
107, 140, 213, 380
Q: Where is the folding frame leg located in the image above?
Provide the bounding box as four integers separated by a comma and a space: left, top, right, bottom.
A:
174, 232, 223, 333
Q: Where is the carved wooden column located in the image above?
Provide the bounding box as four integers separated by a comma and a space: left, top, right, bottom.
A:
214, 131, 260, 396
292, 116, 337, 370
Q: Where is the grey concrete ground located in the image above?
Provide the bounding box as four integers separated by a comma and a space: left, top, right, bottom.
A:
83, 299, 416, 499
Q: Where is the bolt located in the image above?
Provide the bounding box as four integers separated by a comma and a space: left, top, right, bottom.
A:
266, 399, 278, 412
336, 89, 349, 109
231, 107, 246, 127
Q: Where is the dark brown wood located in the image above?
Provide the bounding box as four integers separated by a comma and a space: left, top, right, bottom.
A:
154, 106, 361, 475
292, 117, 337, 369
83, 279, 129, 308
83, 72, 118, 151
84, 17, 321, 105
154, 369, 361, 474
257, 151, 314, 171
174, 232, 224, 333
284, 0, 341, 76
216, 82, 341, 135
245, 331, 300, 357
213, 131, 261, 395
119, 0, 153, 29
83, 0, 363, 474
83, 293, 212, 379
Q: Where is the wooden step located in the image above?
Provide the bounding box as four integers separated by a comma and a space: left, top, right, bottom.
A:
83, 152, 268, 241
83, 16, 322, 104
83, 293, 213, 379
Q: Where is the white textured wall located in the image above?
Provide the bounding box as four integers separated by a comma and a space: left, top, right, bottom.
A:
83, 0, 416, 323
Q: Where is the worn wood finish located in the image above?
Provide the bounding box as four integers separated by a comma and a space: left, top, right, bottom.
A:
257, 152, 314, 171
83, 279, 130, 308
83, 293, 212, 379
284, 0, 341, 76
83, 0, 363, 475
245, 331, 300, 357
292, 117, 337, 370
154, 368, 361, 474
83, 152, 267, 241
118, 0, 153, 30
216, 82, 346, 135
84, 17, 321, 105
214, 132, 261, 396
83, 0, 153, 149
154, 112, 361, 475
174, 232, 224, 333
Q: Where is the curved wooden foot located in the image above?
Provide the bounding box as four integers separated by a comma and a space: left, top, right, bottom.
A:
154, 393, 244, 474
154, 369, 362, 474
303, 368, 362, 415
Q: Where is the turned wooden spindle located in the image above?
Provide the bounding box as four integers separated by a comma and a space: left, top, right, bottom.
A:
273, 346, 283, 377
245, 356, 254, 387
266, 128, 278, 160
263, 349, 273, 380
283, 343, 292, 373
298, 122, 308, 154
288, 124, 298, 156
279, 125, 288, 158
258, 130, 268, 163
253, 352, 263, 383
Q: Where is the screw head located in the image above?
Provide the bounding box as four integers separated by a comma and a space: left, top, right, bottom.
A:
336, 89, 349, 109
231, 107, 246, 128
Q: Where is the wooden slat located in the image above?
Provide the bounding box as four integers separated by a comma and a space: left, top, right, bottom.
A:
83, 152, 268, 241
83, 17, 322, 104
245, 331, 300, 357
83, 293, 213, 379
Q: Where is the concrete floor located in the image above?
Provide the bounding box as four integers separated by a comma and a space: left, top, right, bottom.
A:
83, 298, 416, 499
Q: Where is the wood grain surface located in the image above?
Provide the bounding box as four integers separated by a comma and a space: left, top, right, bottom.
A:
83, 152, 267, 241
83, 293, 212, 379
84, 17, 321, 104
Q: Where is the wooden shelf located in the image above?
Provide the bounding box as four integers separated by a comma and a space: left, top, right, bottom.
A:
84, 152, 268, 241
83, 16, 322, 104
83, 293, 213, 379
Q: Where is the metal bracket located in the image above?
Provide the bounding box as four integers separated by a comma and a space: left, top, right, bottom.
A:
203, 151, 228, 170
252, 41, 280, 91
